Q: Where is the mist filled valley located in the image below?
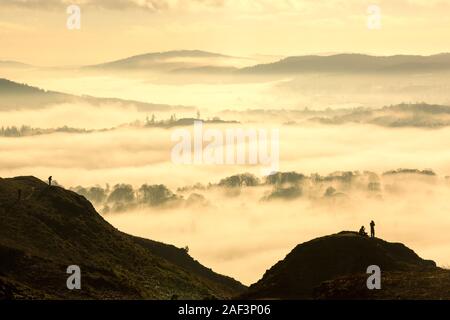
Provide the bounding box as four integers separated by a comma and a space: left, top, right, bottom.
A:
2, 53, 450, 286
3, 0, 450, 302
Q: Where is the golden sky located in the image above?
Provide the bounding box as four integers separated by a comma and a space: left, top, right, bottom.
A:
1, 0, 450, 66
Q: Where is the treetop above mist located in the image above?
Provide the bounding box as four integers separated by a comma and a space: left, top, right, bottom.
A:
66, 167, 443, 214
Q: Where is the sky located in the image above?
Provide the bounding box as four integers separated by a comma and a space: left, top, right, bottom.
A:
1, 0, 450, 66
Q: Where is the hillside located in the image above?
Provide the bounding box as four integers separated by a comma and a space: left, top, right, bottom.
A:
87, 50, 239, 72
242, 231, 439, 299
86, 52, 450, 75
0, 176, 245, 299
0, 78, 69, 110
0, 78, 192, 112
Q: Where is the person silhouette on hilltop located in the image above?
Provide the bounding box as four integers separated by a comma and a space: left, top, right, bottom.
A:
370, 220, 375, 238
358, 225, 367, 237
48, 176, 52, 186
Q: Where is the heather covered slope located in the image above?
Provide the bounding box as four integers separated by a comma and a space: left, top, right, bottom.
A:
0, 176, 245, 299
242, 231, 438, 299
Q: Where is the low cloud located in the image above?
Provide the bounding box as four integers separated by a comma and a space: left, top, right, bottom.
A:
106, 176, 450, 285
2, 109, 450, 284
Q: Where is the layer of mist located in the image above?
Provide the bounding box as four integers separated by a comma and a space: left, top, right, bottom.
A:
102, 170, 450, 285
3, 52, 450, 286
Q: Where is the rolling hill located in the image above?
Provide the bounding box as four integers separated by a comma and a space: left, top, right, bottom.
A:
0, 78, 68, 110
6, 52, 450, 76
241, 231, 446, 299
239, 53, 450, 75
86, 51, 450, 75
0, 61, 32, 69
0, 176, 245, 299
86, 50, 244, 73
310, 103, 450, 128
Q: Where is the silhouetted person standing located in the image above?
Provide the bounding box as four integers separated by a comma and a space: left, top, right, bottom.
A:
48, 176, 52, 186
370, 220, 375, 238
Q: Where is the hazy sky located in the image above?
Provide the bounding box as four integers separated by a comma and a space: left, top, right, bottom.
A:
1, 0, 450, 66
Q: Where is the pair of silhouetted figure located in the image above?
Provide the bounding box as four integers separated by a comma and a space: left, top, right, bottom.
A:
359, 220, 376, 238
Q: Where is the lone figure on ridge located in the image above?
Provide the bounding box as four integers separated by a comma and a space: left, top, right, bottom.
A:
370, 220, 375, 238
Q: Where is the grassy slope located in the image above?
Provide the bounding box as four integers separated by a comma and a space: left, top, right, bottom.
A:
0, 176, 245, 299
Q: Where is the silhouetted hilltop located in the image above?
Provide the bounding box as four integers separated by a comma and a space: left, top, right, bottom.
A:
242, 231, 438, 299
0, 176, 245, 299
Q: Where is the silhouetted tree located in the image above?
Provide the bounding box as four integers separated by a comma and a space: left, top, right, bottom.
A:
138, 184, 177, 206
107, 184, 135, 203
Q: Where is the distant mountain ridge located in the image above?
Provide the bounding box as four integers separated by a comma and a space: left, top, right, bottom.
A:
5, 51, 450, 74
87, 50, 242, 72
86, 51, 450, 75
239, 53, 450, 74
0, 78, 193, 111
2, 78, 449, 129
0, 60, 31, 68
86, 51, 450, 74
